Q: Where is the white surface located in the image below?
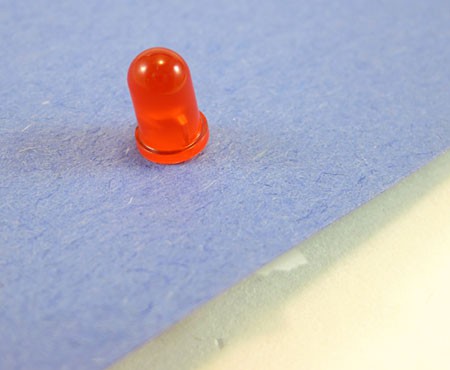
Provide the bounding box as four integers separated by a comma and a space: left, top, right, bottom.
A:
111, 150, 450, 370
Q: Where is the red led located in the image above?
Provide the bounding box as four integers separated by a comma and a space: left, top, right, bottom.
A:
127, 47, 209, 164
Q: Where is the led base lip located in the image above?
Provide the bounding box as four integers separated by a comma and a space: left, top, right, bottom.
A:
135, 112, 209, 164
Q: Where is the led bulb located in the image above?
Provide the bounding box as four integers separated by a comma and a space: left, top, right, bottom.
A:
128, 47, 209, 164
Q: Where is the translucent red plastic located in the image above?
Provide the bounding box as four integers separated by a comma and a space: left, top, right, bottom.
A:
128, 47, 209, 164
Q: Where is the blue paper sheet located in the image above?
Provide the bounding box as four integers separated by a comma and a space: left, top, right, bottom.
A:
1, 0, 449, 368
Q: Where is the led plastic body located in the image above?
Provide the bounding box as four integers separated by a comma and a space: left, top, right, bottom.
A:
127, 47, 209, 164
